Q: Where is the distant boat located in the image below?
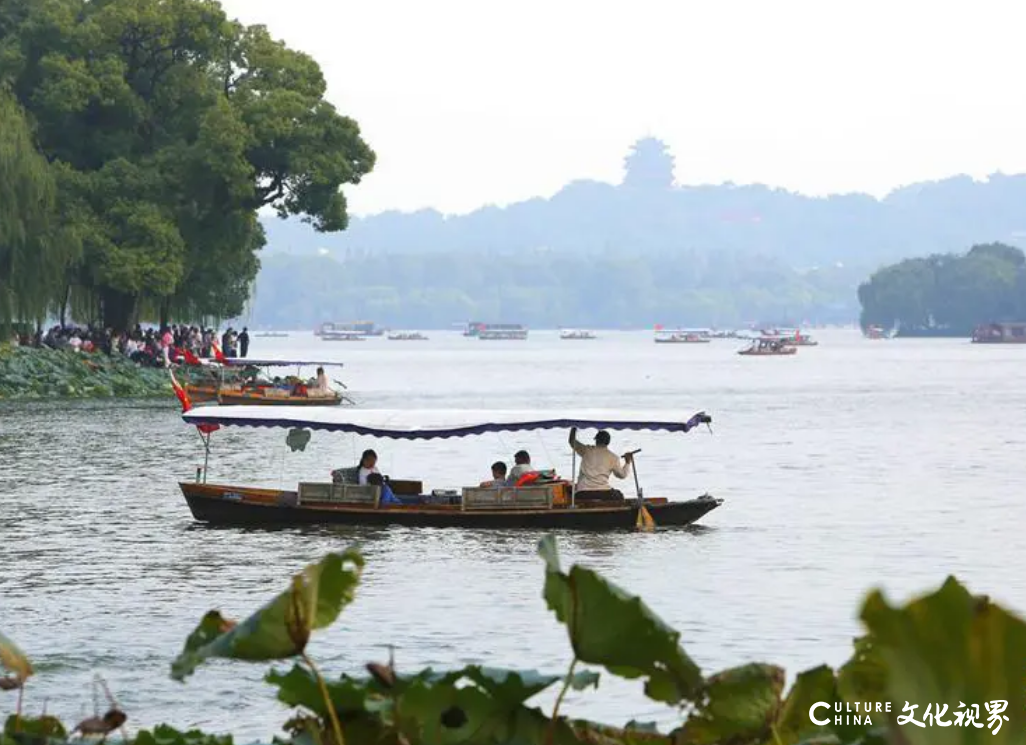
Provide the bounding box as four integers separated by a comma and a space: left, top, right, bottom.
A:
465, 322, 528, 340
971, 322, 1026, 344
255, 331, 290, 338
655, 329, 710, 344
388, 331, 429, 341
316, 321, 384, 338
864, 325, 894, 339
738, 338, 797, 356
764, 329, 818, 347
560, 329, 597, 340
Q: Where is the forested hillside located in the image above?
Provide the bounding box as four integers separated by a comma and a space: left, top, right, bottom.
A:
250, 139, 1026, 328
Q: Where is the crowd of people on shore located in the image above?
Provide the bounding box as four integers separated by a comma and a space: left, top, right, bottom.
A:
7, 324, 251, 367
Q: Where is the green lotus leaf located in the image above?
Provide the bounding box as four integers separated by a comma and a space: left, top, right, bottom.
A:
538, 535, 702, 704
171, 550, 363, 681
860, 576, 1026, 745
676, 663, 784, 744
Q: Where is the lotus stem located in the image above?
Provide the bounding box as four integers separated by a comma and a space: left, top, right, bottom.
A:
547, 656, 578, 745
301, 652, 345, 745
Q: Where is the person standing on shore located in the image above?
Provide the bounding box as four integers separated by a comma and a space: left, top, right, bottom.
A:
239, 327, 250, 358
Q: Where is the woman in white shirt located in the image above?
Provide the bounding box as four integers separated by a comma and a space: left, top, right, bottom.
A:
358, 449, 381, 484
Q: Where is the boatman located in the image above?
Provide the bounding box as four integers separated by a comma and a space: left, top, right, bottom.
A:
568, 427, 633, 502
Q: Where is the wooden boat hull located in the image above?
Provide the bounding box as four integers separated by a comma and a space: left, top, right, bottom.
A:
179, 482, 722, 530
186, 386, 343, 406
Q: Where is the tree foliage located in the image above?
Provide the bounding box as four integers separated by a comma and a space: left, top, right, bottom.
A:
857, 242, 1026, 335
0, 0, 373, 330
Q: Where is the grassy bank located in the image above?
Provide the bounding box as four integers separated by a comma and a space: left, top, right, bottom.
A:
0, 345, 173, 400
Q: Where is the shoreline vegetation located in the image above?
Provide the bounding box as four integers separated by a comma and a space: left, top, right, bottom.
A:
0, 345, 172, 401
1, 537, 1021, 745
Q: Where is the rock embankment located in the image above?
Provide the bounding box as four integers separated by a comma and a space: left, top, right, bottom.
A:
0, 345, 173, 400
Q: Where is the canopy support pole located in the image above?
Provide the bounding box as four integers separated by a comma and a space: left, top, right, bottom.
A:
197, 429, 212, 484
570, 449, 576, 508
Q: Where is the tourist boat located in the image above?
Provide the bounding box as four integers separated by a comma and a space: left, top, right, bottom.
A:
559, 329, 597, 340
177, 407, 722, 530
765, 329, 818, 347
387, 331, 429, 341
864, 325, 892, 339
971, 322, 1026, 343
654, 330, 711, 344
183, 359, 352, 406
464, 322, 528, 340
316, 321, 384, 339
738, 338, 797, 356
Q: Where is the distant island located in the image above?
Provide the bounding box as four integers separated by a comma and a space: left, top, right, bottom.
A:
858, 242, 1026, 337
248, 139, 1026, 329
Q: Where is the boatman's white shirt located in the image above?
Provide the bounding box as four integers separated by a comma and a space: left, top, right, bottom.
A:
571, 438, 630, 491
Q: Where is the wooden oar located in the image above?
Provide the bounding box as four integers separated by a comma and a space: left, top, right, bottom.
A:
627, 449, 655, 531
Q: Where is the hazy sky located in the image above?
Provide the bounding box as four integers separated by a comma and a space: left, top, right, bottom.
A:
221, 0, 1026, 217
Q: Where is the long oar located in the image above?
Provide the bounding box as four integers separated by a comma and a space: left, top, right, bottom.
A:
628, 449, 654, 531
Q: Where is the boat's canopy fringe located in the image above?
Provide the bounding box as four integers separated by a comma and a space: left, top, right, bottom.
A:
181, 407, 712, 440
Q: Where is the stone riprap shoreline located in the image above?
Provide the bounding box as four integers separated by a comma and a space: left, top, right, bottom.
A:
0, 345, 173, 400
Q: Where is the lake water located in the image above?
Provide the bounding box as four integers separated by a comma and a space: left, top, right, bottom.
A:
1, 329, 1024, 735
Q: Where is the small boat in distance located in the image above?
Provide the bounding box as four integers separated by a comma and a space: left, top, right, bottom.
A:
560, 329, 597, 340
316, 321, 384, 338
388, 331, 429, 341
738, 338, 797, 356
255, 331, 290, 338
764, 329, 818, 347
178, 407, 721, 530
655, 329, 711, 344
465, 322, 528, 340
971, 322, 1026, 343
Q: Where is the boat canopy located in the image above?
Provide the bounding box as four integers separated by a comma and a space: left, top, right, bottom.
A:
181, 406, 712, 440
221, 359, 345, 367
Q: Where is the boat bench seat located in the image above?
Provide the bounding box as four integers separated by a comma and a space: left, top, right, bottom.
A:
298, 482, 380, 506
461, 485, 556, 510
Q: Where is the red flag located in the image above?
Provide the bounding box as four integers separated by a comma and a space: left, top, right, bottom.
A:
210, 341, 227, 364
183, 348, 201, 365
170, 369, 220, 433
170, 369, 191, 412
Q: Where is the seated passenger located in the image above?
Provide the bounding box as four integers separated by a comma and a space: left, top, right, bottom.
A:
366, 472, 400, 504
311, 366, 330, 394
508, 450, 532, 483
480, 461, 508, 487
358, 449, 381, 484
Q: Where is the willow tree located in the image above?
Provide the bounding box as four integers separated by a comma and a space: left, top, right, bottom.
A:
0, 88, 66, 335
3, 0, 374, 330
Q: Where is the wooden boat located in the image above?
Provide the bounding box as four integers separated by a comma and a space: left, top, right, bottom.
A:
178, 407, 722, 530
738, 338, 797, 356
184, 359, 352, 406
769, 329, 818, 347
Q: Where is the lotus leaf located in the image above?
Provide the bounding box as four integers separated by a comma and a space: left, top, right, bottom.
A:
860, 576, 1026, 745
171, 550, 363, 681
0, 631, 32, 682
463, 666, 599, 707
134, 724, 234, 745
2, 714, 65, 739
267, 665, 373, 717
537, 536, 702, 704
770, 664, 841, 745
675, 663, 784, 744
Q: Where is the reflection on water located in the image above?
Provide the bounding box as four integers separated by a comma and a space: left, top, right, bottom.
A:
2, 330, 1026, 735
